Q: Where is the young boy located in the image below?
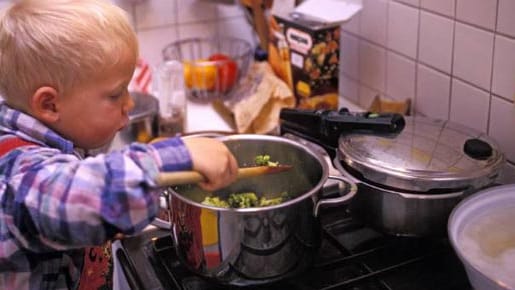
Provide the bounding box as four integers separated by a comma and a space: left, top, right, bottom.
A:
0, 0, 238, 289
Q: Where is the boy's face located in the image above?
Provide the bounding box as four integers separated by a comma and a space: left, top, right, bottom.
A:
52, 55, 136, 150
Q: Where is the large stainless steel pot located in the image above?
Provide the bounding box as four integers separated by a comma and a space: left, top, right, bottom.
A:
333, 116, 505, 237
166, 134, 357, 286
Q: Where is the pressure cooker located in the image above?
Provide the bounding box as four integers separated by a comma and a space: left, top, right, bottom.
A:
280, 108, 505, 236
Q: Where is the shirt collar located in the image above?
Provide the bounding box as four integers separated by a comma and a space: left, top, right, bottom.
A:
0, 101, 75, 154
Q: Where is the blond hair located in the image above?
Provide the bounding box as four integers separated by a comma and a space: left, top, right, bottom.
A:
0, 0, 139, 109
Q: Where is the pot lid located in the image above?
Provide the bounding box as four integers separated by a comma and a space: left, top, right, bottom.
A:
338, 116, 505, 193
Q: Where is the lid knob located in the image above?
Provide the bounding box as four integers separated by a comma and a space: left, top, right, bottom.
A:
464, 138, 493, 160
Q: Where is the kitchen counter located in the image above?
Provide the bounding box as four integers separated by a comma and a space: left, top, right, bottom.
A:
185, 97, 364, 133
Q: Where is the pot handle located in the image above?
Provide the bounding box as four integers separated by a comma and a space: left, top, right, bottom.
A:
313, 175, 358, 217
151, 189, 172, 229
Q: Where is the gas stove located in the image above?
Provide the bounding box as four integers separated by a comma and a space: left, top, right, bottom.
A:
115, 185, 471, 290
113, 121, 472, 290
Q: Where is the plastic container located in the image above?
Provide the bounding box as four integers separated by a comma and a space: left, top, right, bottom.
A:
155, 60, 187, 137
448, 184, 515, 290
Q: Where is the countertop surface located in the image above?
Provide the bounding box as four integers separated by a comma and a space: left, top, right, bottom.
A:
185, 97, 364, 133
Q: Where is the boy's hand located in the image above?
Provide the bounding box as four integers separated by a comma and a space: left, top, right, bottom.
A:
182, 137, 238, 191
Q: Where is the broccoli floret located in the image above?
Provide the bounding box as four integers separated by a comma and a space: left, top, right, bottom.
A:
228, 192, 259, 208
202, 191, 291, 208
254, 155, 279, 167
201, 196, 229, 208
280, 191, 292, 201
259, 197, 283, 206
259, 192, 292, 206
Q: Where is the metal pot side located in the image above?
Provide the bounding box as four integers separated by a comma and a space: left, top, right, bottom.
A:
334, 157, 494, 237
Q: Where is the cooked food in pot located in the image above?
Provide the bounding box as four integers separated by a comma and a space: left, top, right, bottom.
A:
254, 154, 278, 167
202, 191, 292, 208
200, 154, 292, 208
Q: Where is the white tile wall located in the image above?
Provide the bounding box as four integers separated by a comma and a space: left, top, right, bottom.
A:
134, 0, 177, 29
450, 78, 489, 133
341, 32, 361, 79
386, 52, 416, 101
359, 41, 387, 91
177, 0, 220, 24
416, 64, 450, 120
420, 0, 455, 18
337, 0, 515, 167
387, 2, 419, 58
453, 22, 494, 91
497, 0, 515, 38
396, 0, 419, 7
339, 76, 360, 104
359, 0, 388, 46
418, 11, 454, 73
137, 26, 179, 68
492, 35, 515, 100
456, 0, 497, 31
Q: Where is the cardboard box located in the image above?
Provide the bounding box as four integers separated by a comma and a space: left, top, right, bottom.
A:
267, 0, 361, 110
268, 13, 340, 110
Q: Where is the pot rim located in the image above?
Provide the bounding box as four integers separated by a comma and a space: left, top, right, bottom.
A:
337, 116, 505, 192
334, 157, 468, 199
167, 134, 329, 213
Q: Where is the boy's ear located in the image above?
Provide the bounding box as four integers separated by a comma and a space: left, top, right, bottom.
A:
29, 86, 61, 123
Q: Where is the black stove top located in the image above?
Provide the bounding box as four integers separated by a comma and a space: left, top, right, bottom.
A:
117, 192, 471, 290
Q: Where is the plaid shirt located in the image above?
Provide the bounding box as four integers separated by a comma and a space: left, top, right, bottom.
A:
0, 101, 192, 289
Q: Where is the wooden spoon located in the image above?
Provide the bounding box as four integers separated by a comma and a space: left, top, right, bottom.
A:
156, 165, 293, 187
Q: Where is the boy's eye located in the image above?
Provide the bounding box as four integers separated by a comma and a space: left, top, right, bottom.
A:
109, 94, 122, 101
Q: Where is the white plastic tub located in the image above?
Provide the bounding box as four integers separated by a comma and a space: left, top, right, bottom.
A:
448, 184, 515, 290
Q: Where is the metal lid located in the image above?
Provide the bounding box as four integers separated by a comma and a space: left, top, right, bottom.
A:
338, 116, 505, 193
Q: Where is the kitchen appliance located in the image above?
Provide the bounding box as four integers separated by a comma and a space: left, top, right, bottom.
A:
279, 108, 504, 236
448, 184, 515, 290
114, 130, 473, 290
165, 134, 357, 286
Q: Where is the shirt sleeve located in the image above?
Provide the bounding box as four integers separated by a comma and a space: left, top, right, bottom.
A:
4, 137, 191, 251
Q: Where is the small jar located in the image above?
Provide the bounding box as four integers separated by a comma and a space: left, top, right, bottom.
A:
155, 60, 187, 137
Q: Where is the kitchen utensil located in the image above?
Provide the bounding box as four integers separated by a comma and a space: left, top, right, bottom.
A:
165, 134, 357, 286
448, 184, 515, 290
162, 37, 253, 103
156, 165, 293, 186
155, 60, 187, 137
280, 108, 505, 236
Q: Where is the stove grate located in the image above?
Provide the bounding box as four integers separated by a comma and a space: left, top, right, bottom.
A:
142, 206, 470, 290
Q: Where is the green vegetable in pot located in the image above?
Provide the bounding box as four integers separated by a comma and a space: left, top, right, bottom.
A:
228, 192, 259, 208
254, 154, 279, 167
202, 196, 229, 208
201, 191, 293, 208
